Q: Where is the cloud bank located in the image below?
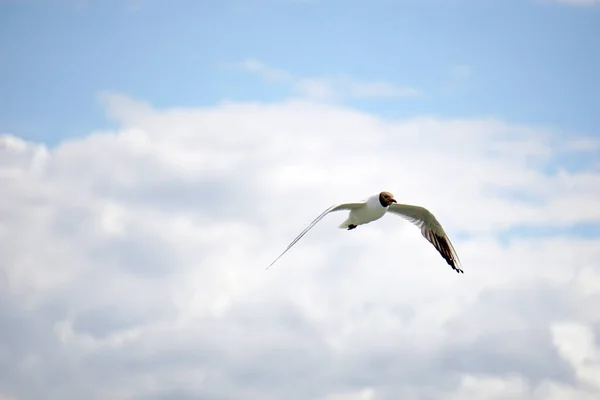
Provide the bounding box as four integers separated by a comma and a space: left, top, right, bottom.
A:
1, 94, 600, 400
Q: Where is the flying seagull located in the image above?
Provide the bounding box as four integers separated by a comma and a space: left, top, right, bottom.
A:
267, 191, 463, 273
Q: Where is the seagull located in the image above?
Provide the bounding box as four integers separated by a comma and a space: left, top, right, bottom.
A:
267, 191, 464, 273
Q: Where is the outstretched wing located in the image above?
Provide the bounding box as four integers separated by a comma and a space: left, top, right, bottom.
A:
388, 203, 463, 273
266, 202, 366, 270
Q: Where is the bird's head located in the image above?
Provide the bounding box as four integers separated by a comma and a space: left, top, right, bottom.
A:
379, 191, 397, 207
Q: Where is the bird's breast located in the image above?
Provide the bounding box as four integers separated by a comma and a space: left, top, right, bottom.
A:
352, 204, 388, 224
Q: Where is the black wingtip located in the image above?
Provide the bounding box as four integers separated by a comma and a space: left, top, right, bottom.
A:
450, 263, 464, 273
433, 233, 464, 274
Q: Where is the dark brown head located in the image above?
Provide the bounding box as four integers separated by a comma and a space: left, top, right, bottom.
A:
379, 191, 397, 207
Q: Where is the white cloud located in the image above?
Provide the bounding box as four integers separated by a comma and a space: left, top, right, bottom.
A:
294, 78, 338, 101
1, 95, 600, 399
552, 322, 600, 389
239, 58, 420, 101
442, 322, 600, 400
239, 59, 293, 82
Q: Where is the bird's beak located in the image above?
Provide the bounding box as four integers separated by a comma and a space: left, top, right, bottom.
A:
391, 199, 397, 203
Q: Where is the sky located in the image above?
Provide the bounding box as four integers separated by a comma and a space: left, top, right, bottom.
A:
2, 0, 600, 143
1, 0, 600, 399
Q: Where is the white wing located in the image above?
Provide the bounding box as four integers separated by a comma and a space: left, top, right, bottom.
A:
388, 203, 464, 273
266, 202, 366, 270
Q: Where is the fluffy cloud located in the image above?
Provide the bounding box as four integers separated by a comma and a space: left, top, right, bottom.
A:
239, 59, 420, 101
1, 94, 599, 400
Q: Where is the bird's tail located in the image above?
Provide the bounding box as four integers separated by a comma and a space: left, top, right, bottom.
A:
338, 219, 351, 229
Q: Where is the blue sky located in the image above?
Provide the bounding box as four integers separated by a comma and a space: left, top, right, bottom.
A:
2, 0, 599, 144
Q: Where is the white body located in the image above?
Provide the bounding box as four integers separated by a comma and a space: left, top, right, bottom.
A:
338, 193, 388, 229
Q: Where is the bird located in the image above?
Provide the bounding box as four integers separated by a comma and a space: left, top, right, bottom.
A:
266, 191, 464, 273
